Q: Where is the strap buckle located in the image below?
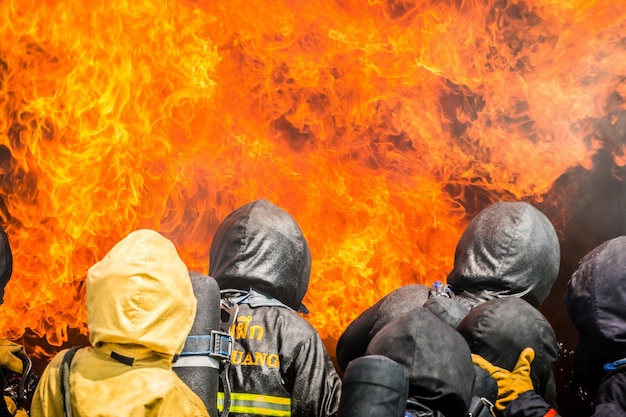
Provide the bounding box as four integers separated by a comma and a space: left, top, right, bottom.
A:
429, 280, 453, 298
177, 330, 233, 364
211, 330, 233, 361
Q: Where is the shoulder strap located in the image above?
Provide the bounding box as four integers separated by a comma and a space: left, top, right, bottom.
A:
60, 347, 80, 417
218, 295, 239, 417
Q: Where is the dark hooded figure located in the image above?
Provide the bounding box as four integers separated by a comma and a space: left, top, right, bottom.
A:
335, 201, 560, 374
562, 235, 626, 415
364, 306, 476, 417
209, 199, 341, 417
338, 354, 410, 417
447, 201, 560, 311
30, 229, 210, 417
0, 228, 11, 306
0, 226, 36, 417
335, 284, 433, 371
457, 298, 560, 409
482, 237, 626, 417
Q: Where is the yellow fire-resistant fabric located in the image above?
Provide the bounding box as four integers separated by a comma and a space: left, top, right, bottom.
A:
86, 229, 196, 357
30, 347, 209, 417
29, 230, 209, 417
0, 339, 25, 374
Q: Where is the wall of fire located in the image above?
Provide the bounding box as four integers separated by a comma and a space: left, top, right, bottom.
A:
1, 1, 625, 416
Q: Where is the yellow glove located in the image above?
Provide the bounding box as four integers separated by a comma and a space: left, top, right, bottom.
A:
0, 339, 24, 375
4, 396, 16, 415
472, 347, 535, 412
4, 396, 27, 416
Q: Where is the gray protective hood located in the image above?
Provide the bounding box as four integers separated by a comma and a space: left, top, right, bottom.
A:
447, 201, 560, 308
209, 199, 311, 314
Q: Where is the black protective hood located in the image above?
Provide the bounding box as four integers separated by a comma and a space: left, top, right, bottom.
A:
365, 306, 475, 417
335, 284, 431, 371
456, 297, 560, 400
447, 201, 560, 309
563, 236, 626, 395
209, 199, 311, 314
0, 226, 12, 305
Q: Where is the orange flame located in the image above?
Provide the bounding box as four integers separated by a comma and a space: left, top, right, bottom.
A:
0, 0, 624, 355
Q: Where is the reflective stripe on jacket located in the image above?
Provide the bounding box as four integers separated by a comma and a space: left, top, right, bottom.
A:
218, 392, 290, 416
218, 299, 341, 417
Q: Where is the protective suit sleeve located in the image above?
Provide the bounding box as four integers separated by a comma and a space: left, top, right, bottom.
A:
335, 306, 377, 371
593, 369, 626, 417
287, 333, 341, 417
472, 347, 535, 411
501, 391, 559, 417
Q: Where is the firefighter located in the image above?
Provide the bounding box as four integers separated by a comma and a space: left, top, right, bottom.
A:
338, 354, 410, 417
335, 284, 433, 371
562, 235, 626, 415
336, 201, 560, 373
459, 297, 560, 416
447, 201, 561, 414
29, 229, 210, 417
358, 306, 480, 417
446, 201, 560, 311
471, 348, 559, 417
0, 226, 36, 417
209, 199, 341, 417
488, 236, 626, 416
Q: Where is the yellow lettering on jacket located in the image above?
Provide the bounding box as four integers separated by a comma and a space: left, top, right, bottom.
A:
230, 316, 266, 341
233, 316, 252, 339
231, 349, 280, 368
267, 354, 279, 368
231, 350, 244, 364
254, 352, 268, 366
228, 316, 278, 368
242, 352, 255, 365
248, 325, 263, 340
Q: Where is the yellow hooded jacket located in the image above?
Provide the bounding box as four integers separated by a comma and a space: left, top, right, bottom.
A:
30, 229, 210, 417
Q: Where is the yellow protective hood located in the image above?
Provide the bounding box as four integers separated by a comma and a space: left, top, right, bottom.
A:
86, 229, 196, 358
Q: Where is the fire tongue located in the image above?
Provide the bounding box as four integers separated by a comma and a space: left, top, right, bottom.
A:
0, 0, 624, 355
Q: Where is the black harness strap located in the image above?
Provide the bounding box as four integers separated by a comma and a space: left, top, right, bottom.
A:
60, 347, 80, 417
110, 351, 135, 366
219, 294, 240, 417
